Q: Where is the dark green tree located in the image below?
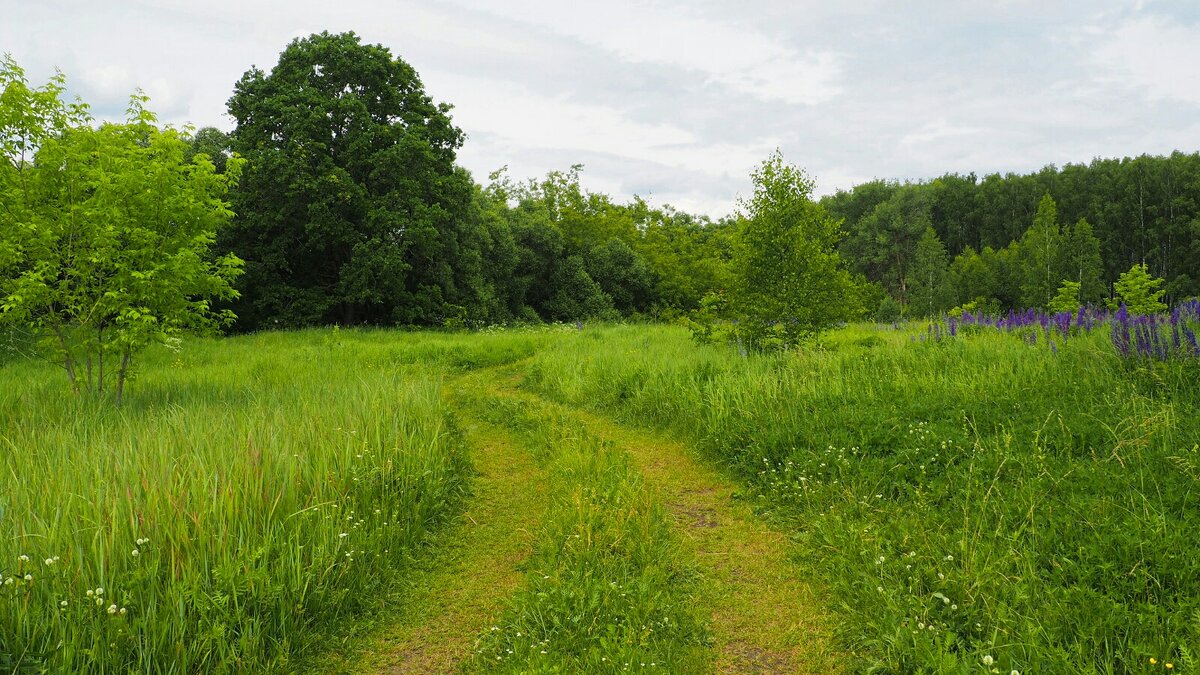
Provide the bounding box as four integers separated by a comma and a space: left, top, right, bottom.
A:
184, 126, 232, 173
583, 238, 654, 314
222, 31, 478, 328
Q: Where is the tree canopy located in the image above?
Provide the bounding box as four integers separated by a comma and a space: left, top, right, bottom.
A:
222, 31, 477, 328
0, 56, 243, 399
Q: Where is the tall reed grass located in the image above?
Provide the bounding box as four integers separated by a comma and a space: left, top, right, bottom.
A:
0, 327, 547, 672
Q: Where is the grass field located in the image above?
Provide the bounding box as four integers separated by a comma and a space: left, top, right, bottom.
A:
2, 321, 1198, 672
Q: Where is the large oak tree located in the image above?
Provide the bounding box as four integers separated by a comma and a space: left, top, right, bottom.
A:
223, 32, 479, 328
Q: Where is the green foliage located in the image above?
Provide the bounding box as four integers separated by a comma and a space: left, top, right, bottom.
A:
1112, 263, 1168, 314
826, 154, 1200, 310
544, 254, 616, 321
1048, 280, 1083, 313
223, 32, 477, 328
947, 297, 1001, 319
0, 58, 243, 400
1057, 218, 1105, 303
1018, 193, 1062, 308
907, 227, 953, 317
695, 151, 861, 352
838, 184, 932, 302
584, 238, 655, 314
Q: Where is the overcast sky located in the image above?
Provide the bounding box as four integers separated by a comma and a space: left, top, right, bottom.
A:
4, 0, 1199, 216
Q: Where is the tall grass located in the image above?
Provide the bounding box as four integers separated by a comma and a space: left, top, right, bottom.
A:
0, 327, 548, 672
524, 323, 1200, 673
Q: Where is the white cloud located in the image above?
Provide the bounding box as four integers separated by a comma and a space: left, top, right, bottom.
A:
443, 0, 843, 105
1086, 14, 1200, 106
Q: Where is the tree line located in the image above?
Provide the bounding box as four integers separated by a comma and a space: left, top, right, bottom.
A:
823, 153, 1200, 318
4, 29, 1200, 393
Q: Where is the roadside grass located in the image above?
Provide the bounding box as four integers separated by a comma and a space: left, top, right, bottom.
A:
455, 376, 711, 672
304, 401, 549, 674
0, 328, 548, 672
523, 323, 1200, 673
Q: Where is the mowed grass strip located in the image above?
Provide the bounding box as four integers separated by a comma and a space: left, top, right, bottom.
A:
486, 375, 844, 673
454, 373, 710, 672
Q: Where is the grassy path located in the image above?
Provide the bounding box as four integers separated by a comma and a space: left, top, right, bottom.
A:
478, 366, 844, 673
567, 407, 843, 673
315, 389, 549, 674
333, 363, 841, 673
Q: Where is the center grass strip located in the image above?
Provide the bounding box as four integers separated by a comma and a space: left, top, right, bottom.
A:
455, 378, 710, 672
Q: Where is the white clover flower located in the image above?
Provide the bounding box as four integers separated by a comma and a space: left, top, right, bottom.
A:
60, 600, 68, 607
95, 587, 104, 596
107, 604, 118, 615
87, 589, 94, 597
982, 655, 994, 666
339, 533, 348, 538
19, 554, 29, 562
120, 607, 127, 616
23, 574, 32, 582
938, 573, 945, 580
1011, 671, 1020, 675
3, 577, 12, 586
131, 549, 140, 558
44, 558, 55, 566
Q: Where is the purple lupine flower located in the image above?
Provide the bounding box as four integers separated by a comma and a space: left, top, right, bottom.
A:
1049, 339, 1058, 355
1184, 326, 1200, 356
948, 317, 958, 337
1111, 310, 1131, 357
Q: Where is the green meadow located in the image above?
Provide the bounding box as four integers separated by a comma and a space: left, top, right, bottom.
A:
2, 322, 1198, 673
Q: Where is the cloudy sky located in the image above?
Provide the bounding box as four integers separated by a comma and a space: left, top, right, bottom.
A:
4, 0, 1199, 216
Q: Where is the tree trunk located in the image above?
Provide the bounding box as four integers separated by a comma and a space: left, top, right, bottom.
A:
115, 348, 132, 404
53, 326, 79, 395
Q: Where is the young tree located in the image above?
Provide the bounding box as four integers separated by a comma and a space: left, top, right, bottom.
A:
0, 57, 243, 400
1056, 217, 1105, 304
907, 227, 953, 317
1112, 263, 1167, 314
716, 151, 861, 351
1048, 280, 1083, 313
1019, 193, 1062, 308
